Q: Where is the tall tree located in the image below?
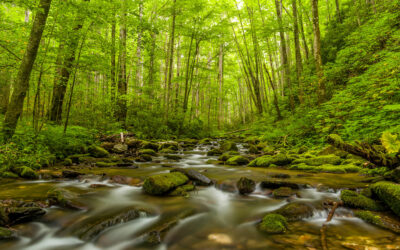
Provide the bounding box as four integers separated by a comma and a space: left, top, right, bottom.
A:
2, 0, 52, 140
275, 0, 294, 111
165, 0, 177, 121
311, 0, 325, 103
0, 70, 11, 115
292, 0, 304, 103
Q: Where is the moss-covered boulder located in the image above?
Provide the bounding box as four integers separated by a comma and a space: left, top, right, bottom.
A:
273, 202, 314, 221
258, 214, 287, 234
220, 141, 238, 152
207, 148, 223, 156
159, 141, 179, 151
88, 145, 110, 158
199, 138, 212, 145
248, 154, 293, 167
47, 188, 79, 209
354, 210, 400, 234
289, 163, 361, 174
112, 143, 128, 154
371, 181, 400, 216
292, 154, 341, 166
136, 154, 152, 162
218, 151, 240, 161
159, 148, 177, 154
340, 190, 384, 211
261, 179, 300, 189
96, 161, 118, 168
248, 145, 259, 154
139, 149, 157, 156
237, 177, 256, 195
273, 187, 295, 198
171, 168, 212, 186
143, 172, 189, 195
13, 166, 38, 179
226, 156, 249, 166
0, 227, 16, 240
0, 171, 18, 179
169, 184, 195, 196
1, 206, 46, 226
141, 141, 159, 151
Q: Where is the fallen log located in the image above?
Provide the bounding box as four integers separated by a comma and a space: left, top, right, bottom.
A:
320, 201, 343, 250
327, 134, 399, 169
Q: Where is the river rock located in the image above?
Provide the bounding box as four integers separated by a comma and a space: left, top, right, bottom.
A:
354, 210, 400, 234
171, 168, 212, 186
88, 145, 109, 158
0, 205, 46, 226
47, 188, 82, 209
136, 154, 152, 162
218, 151, 240, 161
258, 214, 288, 234
139, 149, 157, 156
260, 179, 300, 189
340, 190, 384, 211
0, 227, 16, 239
273, 187, 295, 198
165, 154, 182, 160
248, 154, 293, 167
143, 172, 189, 195
169, 184, 195, 196
226, 156, 249, 166
100, 142, 115, 151
113, 143, 128, 154
273, 202, 314, 221
62, 170, 84, 179
220, 141, 238, 152
371, 181, 400, 216
141, 141, 159, 151
207, 148, 223, 156
159, 141, 179, 151
237, 177, 256, 195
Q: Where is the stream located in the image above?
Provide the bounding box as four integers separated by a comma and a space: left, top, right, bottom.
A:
0, 143, 399, 249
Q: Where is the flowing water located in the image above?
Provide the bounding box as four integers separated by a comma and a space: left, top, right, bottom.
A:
1, 144, 399, 250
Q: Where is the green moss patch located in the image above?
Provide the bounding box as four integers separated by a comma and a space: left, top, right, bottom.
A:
248, 154, 293, 167
292, 154, 342, 166
226, 156, 249, 166
289, 163, 361, 174
143, 172, 189, 195
340, 190, 384, 211
258, 214, 287, 234
371, 181, 400, 216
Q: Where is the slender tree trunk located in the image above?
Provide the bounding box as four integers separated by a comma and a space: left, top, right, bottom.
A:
335, 0, 342, 22
312, 0, 325, 104
0, 70, 11, 115
218, 44, 224, 129
3, 0, 52, 140
275, 0, 294, 111
116, 0, 127, 124
110, 7, 116, 104
135, 0, 144, 91
165, 0, 177, 121
298, 0, 310, 60
292, 0, 304, 103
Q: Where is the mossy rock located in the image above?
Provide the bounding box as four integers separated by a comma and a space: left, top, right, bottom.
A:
139, 149, 157, 156
207, 148, 223, 156
248, 154, 293, 167
63, 158, 73, 166
371, 181, 400, 216
141, 141, 159, 151
165, 155, 182, 160
218, 151, 240, 161
199, 138, 212, 144
159, 148, 177, 154
169, 184, 195, 197
273, 187, 295, 198
88, 145, 110, 158
47, 188, 77, 208
0, 227, 16, 240
258, 214, 287, 234
289, 163, 361, 174
297, 146, 308, 154
354, 210, 400, 234
226, 156, 249, 166
237, 177, 256, 195
340, 190, 384, 211
136, 154, 152, 162
159, 142, 179, 151
143, 172, 189, 195
292, 154, 342, 166
220, 141, 238, 152
12, 166, 38, 179
273, 202, 314, 221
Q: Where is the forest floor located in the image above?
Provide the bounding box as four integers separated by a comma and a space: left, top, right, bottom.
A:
0, 136, 400, 249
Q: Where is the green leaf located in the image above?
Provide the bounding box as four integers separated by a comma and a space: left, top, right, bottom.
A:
381, 132, 400, 154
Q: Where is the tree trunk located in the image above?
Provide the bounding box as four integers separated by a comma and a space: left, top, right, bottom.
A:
218, 44, 224, 129
116, 0, 127, 124
335, 0, 342, 22
275, 0, 294, 111
2, 0, 51, 140
298, 0, 310, 60
312, 0, 325, 104
135, 0, 144, 90
292, 0, 304, 103
110, 6, 116, 104
165, 0, 177, 121
0, 70, 11, 115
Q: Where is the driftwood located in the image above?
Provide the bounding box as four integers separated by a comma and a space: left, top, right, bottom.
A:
320, 201, 343, 250
327, 134, 399, 169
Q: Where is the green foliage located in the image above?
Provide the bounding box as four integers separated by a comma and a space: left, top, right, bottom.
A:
258, 214, 287, 234
381, 132, 400, 154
